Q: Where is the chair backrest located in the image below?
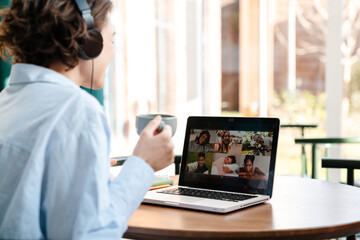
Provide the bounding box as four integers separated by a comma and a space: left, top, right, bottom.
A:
295, 137, 360, 179
322, 157, 360, 186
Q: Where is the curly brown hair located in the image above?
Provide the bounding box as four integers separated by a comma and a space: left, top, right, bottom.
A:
0, 0, 112, 69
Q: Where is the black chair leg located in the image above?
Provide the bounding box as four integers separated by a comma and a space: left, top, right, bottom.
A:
346, 235, 355, 240
347, 168, 354, 186
174, 155, 181, 175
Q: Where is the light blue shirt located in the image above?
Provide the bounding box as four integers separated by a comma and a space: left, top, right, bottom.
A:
0, 64, 155, 239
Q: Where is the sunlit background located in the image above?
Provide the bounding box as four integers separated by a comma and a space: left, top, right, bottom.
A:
78, 1, 360, 180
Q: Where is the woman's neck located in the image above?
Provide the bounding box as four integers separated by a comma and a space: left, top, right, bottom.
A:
50, 63, 82, 86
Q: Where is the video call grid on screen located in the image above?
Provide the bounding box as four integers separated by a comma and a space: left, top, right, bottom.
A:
186, 129, 273, 181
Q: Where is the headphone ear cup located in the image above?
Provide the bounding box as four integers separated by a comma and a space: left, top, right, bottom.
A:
79, 29, 103, 60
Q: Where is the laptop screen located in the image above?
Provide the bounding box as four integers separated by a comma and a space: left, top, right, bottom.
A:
179, 116, 280, 197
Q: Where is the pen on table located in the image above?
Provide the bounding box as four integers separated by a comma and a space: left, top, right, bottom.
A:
150, 184, 171, 191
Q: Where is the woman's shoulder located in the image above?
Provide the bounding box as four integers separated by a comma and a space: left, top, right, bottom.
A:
51, 88, 108, 135
254, 167, 265, 174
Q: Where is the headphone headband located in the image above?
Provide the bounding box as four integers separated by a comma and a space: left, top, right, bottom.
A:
74, 0, 103, 59
74, 0, 94, 29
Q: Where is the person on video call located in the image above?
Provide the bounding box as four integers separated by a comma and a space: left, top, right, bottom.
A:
211, 155, 239, 176
214, 130, 233, 153
188, 130, 213, 152
185, 152, 209, 174
250, 133, 270, 156
250, 133, 261, 146
0, 0, 174, 239
238, 155, 266, 179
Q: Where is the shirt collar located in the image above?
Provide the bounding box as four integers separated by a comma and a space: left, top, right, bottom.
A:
9, 63, 79, 88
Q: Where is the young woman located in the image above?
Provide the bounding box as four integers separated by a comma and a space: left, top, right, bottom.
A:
214, 130, 233, 153
188, 130, 213, 152
0, 0, 174, 239
211, 155, 239, 176
238, 155, 266, 179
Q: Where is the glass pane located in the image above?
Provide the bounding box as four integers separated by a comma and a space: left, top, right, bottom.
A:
106, 0, 360, 180
272, 0, 327, 176
345, 0, 360, 137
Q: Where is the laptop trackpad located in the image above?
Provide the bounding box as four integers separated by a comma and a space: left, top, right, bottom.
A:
161, 194, 204, 204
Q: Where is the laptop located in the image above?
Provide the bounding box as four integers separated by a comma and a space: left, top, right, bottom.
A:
143, 116, 280, 213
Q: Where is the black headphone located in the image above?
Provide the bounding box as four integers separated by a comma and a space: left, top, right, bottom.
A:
74, 0, 103, 60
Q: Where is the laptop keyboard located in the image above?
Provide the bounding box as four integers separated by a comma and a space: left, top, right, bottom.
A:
159, 187, 257, 202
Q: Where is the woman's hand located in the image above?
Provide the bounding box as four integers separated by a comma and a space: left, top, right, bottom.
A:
223, 166, 233, 174
133, 115, 175, 171
110, 158, 117, 166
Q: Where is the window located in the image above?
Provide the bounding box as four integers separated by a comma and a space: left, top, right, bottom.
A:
105, 0, 360, 179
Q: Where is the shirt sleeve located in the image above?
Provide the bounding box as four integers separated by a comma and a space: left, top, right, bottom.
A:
43, 123, 154, 239
108, 156, 155, 228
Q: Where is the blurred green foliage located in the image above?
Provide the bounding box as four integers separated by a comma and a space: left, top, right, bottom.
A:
273, 90, 326, 126
350, 61, 360, 113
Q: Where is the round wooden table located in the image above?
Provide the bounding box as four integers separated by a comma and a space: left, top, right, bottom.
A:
124, 176, 360, 240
